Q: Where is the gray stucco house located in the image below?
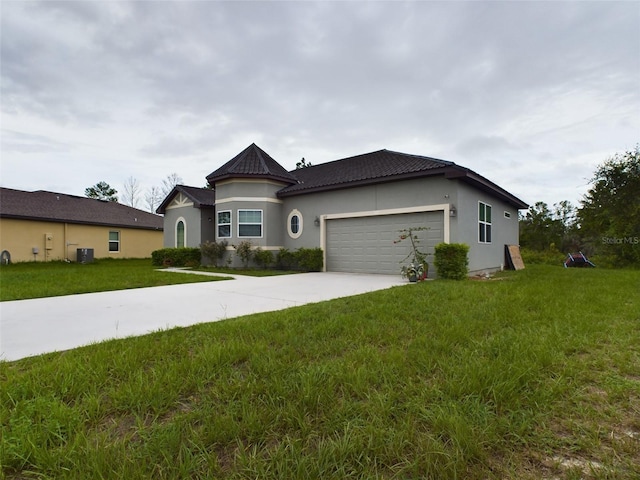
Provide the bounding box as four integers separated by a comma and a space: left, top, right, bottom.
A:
157, 185, 217, 249
158, 143, 528, 276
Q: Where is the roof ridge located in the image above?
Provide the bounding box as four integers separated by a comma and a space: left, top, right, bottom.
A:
253, 144, 270, 174
278, 149, 463, 197
382, 149, 456, 166
34, 190, 88, 200
228, 146, 251, 173
1, 187, 163, 229
206, 143, 297, 184
286, 148, 455, 173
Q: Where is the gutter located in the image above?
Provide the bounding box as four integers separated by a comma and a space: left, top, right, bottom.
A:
445, 169, 529, 210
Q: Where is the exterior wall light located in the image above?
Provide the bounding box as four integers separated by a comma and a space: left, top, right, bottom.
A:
314, 216, 320, 226
449, 205, 457, 217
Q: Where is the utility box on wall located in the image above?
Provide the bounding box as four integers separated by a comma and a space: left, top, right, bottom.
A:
77, 248, 94, 264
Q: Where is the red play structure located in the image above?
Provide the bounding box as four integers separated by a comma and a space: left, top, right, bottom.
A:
563, 252, 596, 268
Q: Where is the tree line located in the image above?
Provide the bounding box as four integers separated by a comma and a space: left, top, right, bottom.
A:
84, 173, 187, 213
520, 146, 639, 267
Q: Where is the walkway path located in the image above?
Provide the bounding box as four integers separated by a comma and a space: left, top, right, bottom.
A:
1, 272, 404, 361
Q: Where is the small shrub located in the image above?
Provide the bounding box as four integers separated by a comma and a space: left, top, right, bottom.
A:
253, 248, 274, 269
294, 247, 323, 272
234, 241, 253, 268
274, 247, 323, 271
200, 240, 228, 267
151, 248, 201, 267
434, 243, 469, 280
276, 248, 296, 270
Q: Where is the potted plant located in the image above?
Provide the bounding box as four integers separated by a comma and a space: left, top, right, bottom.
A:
395, 227, 430, 282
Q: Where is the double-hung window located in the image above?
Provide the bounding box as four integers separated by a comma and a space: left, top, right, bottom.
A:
238, 209, 262, 237
478, 202, 492, 243
109, 231, 120, 252
217, 211, 231, 238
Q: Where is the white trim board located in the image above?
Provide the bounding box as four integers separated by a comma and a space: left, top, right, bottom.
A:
216, 197, 284, 204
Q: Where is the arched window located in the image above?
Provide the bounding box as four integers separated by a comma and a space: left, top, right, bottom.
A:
176, 219, 186, 248
287, 209, 303, 239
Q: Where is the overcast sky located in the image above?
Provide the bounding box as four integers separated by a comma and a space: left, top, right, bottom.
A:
2, 0, 638, 212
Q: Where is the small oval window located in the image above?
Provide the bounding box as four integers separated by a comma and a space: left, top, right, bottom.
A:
287, 209, 303, 239
290, 215, 300, 234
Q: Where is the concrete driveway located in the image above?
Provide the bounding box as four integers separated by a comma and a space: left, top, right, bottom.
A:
0, 271, 404, 361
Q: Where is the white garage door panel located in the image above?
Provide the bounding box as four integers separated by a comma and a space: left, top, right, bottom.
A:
326, 211, 444, 275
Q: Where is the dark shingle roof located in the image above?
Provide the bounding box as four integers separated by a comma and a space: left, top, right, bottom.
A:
156, 185, 217, 214
206, 143, 298, 184
201, 144, 527, 209
279, 149, 454, 195
277, 148, 528, 209
0, 188, 163, 230
176, 185, 216, 206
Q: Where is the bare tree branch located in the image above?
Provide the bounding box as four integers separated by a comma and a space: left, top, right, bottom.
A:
122, 176, 141, 208
161, 173, 183, 196
145, 185, 163, 213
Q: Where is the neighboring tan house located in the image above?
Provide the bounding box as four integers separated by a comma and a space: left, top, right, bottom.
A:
156, 185, 217, 248
159, 143, 528, 276
0, 188, 163, 263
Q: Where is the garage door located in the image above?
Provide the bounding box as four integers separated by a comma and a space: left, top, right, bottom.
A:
326, 211, 444, 275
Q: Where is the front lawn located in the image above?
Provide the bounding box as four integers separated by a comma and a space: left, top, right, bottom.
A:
1, 265, 639, 479
0, 258, 231, 301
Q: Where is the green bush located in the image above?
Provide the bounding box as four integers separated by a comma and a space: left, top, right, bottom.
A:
151, 248, 201, 267
253, 248, 274, 269
275, 247, 323, 271
234, 241, 253, 269
434, 243, 469, 280
200, 240, 228, 267
294, 247, 324, 272
276, 248, 296, 270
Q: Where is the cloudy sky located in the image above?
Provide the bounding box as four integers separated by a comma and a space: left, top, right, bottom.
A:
2, 0, 638, 212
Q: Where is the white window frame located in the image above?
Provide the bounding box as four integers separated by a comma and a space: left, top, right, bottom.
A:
478, 202, 492, 244
238, 209, 263, 238
109, 230, 120, 253
217, 210, 231, 238
175, 217, 186, 248
287, 209, 303, 239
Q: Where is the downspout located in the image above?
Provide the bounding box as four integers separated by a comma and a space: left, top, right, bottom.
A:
444, 205, 451, 243
320, 215, 326, 272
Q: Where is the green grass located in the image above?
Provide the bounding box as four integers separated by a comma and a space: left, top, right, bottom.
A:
1, 266, 639, 479
0, 258, 231, 301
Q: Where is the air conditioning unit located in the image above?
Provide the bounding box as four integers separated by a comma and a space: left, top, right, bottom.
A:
77, 248, 94, 264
